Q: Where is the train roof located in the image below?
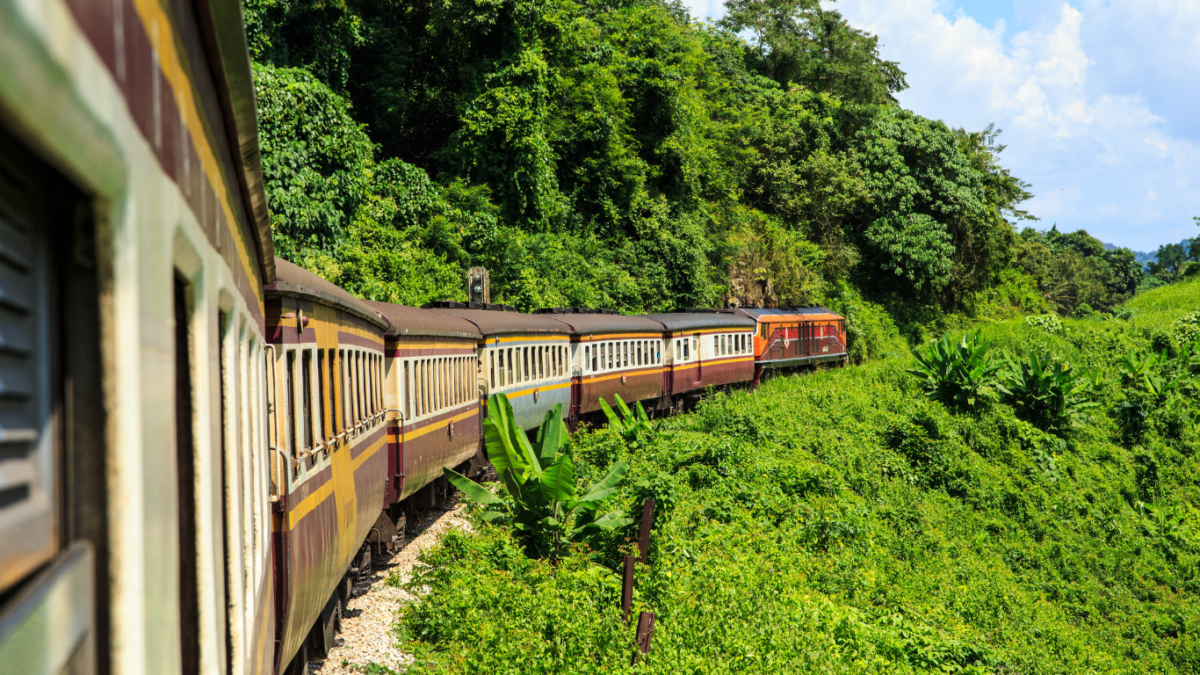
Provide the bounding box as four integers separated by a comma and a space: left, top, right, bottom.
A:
543, 312, 666, 335
363, 301, 482, 340
428, 307, 573, 336
733, 307, 844, 322
266, 258, 388, 329
642, 312, 756, 332
206, 0, 275, 282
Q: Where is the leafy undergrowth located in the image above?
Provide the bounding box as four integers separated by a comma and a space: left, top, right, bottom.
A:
395, 279, 1200, 675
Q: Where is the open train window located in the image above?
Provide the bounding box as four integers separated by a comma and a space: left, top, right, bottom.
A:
285, 351, 297, 457
316, 351, 327, 444
489, 350, 495, 388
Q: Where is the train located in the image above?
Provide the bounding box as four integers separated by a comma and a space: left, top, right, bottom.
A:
0, 1, 847, 673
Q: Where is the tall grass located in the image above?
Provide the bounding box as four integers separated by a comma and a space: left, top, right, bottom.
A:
394, 282, 1200, 675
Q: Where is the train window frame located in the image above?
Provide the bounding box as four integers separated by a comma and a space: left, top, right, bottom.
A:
301, 350, 314, 452
316, 350, 327, 445
285, 350, 297, 458
489, 350, 496, 389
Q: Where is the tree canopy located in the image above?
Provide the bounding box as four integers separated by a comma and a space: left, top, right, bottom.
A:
245, 0, 1043, 320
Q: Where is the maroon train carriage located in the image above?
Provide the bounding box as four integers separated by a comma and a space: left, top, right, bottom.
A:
426, 303, 574, 432
265, 259, 391, 674
364, 301, 484, 529
543, 309, 668, 419
643, 310, 757, 406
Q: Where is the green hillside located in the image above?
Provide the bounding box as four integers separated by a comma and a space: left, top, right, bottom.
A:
393, 280, 1200, 674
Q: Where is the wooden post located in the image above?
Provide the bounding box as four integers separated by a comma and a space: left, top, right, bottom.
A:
621, 554, 634, 623
632, 612, 655, 664
637, 498, 655, 561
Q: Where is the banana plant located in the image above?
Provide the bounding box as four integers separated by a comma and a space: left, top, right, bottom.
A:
1118, 350, 1160, 386
599, 393, 653, 449
907, 331, 1001, 410
444, 394, 633, 558
997, 352, 1098, 434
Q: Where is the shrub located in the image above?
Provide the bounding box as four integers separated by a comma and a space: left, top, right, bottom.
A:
997, 352, 1098, 435
1024, 313, 1064, 335
445, 395, 633, 558
907, 331, 1001, 410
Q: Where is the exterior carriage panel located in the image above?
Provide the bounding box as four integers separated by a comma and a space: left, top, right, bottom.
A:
548, 313, 668, 416
429, 307, 573, 431
0, 1, 278, 674
366, 300, 483, 506
266, 259, 390, 673
645, 313, 757, 397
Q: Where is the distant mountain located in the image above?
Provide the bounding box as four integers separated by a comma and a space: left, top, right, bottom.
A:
1103, 240, 1190, 264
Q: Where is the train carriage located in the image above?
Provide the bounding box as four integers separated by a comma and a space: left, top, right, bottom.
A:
735, 307, 848, 380
424, 303, 572, 431
549, 311, 668, 417
644, 311, 757, 402
0, 0, 278, 673
264, 259, 390, 673
364, 301, 483, 512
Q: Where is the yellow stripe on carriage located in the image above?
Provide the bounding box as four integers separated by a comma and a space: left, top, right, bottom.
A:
404, 408, 480, 441
286, 431, 386, 530
495, 380, 572, 400
583, 366, 664, 384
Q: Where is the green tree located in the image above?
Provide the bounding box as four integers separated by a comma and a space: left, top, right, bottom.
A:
1148, 242, 1187, 282
720, 0, 906, 104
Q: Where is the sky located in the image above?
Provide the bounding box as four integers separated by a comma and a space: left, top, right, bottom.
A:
682, 0, 1200, 252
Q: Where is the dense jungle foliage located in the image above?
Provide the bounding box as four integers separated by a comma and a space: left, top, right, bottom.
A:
243, 0, 1073, 321
388, 276, 1200, 675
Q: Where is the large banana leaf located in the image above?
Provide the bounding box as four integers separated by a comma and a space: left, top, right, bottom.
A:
570, 461, 629, 511
484, 396, 528, 480
614, 393, 634, 421
598, 398, 624, 433
535, 404, 566, 466
539, 454, 577, 505
443, 467, 504, 506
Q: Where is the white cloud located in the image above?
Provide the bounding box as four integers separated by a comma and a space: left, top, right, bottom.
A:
828, 0, 1200, 250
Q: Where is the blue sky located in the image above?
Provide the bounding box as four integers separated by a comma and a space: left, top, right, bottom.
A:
683, 0, 1200, 251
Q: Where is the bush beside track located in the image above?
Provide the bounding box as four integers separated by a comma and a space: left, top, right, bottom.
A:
391, 278, 1200, 675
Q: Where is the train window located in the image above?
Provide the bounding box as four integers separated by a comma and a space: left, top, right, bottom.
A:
317, 351, 327, 442
522, 347, 528, 382
301, 351, 314, 451
674, 339, 680, 360
285, 351, 297, 457
682, 339, 689, 360
356, 352, 364, 423
403, 360, 411, 420
625, 341, 630, 367
438, 358, 445, 410
489, 350, 495, 388
505, 348, 512, 386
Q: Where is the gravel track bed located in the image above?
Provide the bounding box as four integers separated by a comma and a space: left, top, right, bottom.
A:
310, 498, 471, 674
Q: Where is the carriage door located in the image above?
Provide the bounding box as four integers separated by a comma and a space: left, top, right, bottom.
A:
0, 127, 102, 674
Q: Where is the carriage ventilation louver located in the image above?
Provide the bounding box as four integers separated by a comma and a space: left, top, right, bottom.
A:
0, 170, 56, 594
